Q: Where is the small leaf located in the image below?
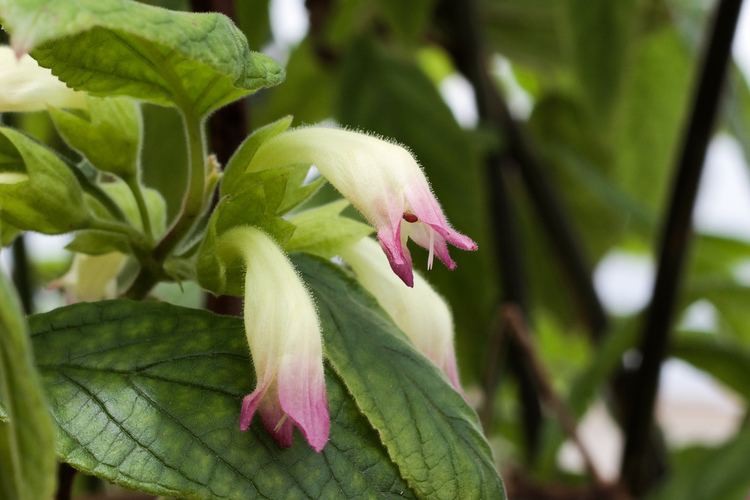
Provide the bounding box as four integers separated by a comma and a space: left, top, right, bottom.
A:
222, 116, 294, 196
295, 255, 506, 500
0, 0, 284, 115
68, 179, 167, 255
287, 200, 373, 258
0, 126, 89, 234
0, 271, 57, 500
50, 96, 142, 179
30, 300, 415, 499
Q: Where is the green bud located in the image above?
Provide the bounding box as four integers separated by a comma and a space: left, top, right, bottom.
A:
49, 96, 141, 179
0, 127, 88, 234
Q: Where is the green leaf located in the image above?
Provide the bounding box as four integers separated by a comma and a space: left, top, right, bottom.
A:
673, 333, 750, 401
480, 0, 568, 72
0, 271, 57, 500
221, 115, 294, 197
68, 179, 167, 255
565, 0, 639, 117
612, 25, 692, 212
50, 96, 142, 179
295, 255, 506, 500
254, 42, 337, 126
30, 300, 415, 499
648, 426, 750, 500
376, 0, 434, 42
286, 200, 373, 258
235, 0, 272, 50
0, 126, 89, 234
0, 219, 20, 247
0, 0, 284, 115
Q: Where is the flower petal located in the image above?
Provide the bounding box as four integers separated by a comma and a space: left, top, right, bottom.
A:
278, 355, 330, 452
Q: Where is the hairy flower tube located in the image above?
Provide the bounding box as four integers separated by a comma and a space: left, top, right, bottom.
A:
248, 127, 477, 287
217, 226, 329, 452
0, 46, 85, 112
340, 237, 462, 391
58, 252, 126, 302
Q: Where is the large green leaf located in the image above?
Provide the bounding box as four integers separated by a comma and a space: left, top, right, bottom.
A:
336, 40, 497, 381
30, 253, 503, 499
673, 333, 750, 401
0, 0, 284, 115
30, 300, 414, 499
648, 426, 750, 500
611, 25, 693, 213
0, 271, 57, 500
294, 255, 505, 500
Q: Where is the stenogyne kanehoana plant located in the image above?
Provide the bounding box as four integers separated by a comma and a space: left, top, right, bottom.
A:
0, 0, 504, 498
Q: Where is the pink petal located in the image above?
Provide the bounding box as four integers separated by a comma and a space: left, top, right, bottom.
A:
278, 357, 330, 452
405, 185, 478, 255
377, 225, 414, 287
259, 399, 295, 448
240, 383, 269, 431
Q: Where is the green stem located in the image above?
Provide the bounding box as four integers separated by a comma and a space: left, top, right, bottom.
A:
89, 218, 150, 252
154, 110, 206, 261
124, 108, 207, 299
61, 157, 128, 223
124, 175, 153, 241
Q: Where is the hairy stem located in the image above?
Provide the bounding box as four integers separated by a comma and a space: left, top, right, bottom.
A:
620, 0, 744, 494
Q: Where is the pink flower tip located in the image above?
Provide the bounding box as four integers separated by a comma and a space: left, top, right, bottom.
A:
239, 376, 330, 452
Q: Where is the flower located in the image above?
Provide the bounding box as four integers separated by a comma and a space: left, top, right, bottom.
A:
218, 226, 329, 452
340, 237, 462, 391
0, 46, 86, 112
58, 252, 127, 302
248, 127, 477, 287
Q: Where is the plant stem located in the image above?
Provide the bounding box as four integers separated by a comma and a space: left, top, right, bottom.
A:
124, 109, 207, 299
620, 0, 744, 494
125, 175, 153, 241
154, 110, 206, 262
61, 157, 128, 223
502, 304, 605, 489
11, 235, 32, 314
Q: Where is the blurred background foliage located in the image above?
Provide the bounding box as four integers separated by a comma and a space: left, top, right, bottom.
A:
5, 0, 750, 498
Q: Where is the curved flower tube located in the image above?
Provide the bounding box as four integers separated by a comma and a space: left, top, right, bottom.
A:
248, 127, 477, 287
0, 46, 85, 112
218, 226, 329, 452
58, 252, 126, 302
340, 237, 462, 392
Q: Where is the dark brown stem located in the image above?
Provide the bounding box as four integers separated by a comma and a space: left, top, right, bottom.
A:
11, 235, 32, 314
620, 0, 744, 494
503, 304, 605, 489
55, 463, 76, 500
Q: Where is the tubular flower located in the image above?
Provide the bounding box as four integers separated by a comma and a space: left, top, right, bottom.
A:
340, 237, 462, 391
57, 252, 127, 302
219, 227, 329, 452
0, 46, 85, 112
248, 127, 477, 287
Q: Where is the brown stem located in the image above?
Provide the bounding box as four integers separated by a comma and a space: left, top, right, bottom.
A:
502, 304, 606, 489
